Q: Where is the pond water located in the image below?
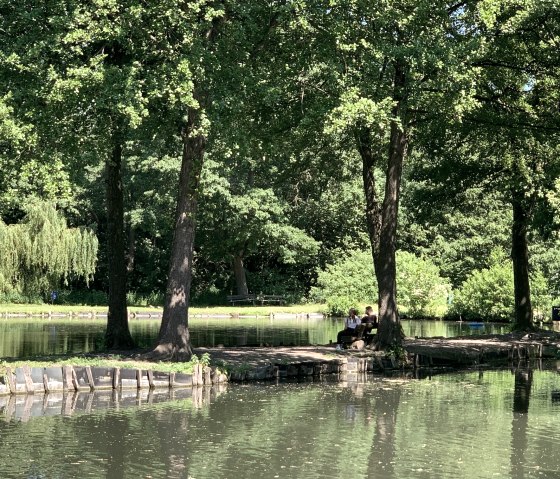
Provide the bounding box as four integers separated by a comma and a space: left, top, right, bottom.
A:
0, 317, 513, 359
1, 368, 560, 478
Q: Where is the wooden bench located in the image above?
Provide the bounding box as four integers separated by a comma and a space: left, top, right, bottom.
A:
257, 294, 285, 305
339, 324, 375, 348
226, 294, 258, 305
226, 294, 286, 305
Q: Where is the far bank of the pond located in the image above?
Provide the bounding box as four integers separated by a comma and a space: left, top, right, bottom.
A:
0, 303, 327, 317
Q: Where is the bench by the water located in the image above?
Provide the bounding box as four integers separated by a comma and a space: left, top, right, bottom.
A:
339, 324, 375, 349
226, 294, 285, 305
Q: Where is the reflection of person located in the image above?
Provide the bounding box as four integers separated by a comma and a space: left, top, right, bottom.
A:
336, 308, 361, 348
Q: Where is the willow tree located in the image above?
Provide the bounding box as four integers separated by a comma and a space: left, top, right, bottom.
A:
0, 202, 98, 297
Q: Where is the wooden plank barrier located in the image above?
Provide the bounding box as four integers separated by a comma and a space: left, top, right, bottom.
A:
1, 358, 356, 398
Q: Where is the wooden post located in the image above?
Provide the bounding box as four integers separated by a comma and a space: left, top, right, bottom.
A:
22, 366, 35, 394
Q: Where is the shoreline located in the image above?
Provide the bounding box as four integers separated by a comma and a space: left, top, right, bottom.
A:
3, 329, 560, 397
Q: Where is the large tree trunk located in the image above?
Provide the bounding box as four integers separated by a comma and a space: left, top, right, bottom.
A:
105, 135, 134, 349
357, 127, 382, 265
150, 106, 205, 360
375, 117, 407, 349
357, 111, 407, 350
511, 193, 533, 330
233, 253, 249, 296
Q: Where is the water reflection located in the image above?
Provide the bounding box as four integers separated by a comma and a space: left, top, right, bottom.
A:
0, 386, 227, 422
367, 382, 400, 478
0, 317, 512, 359
511, 368, 533, 479
2, 370, 560, 478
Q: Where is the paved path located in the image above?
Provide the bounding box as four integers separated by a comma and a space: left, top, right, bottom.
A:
195, 345, 342, 368
197, 330, 560, 369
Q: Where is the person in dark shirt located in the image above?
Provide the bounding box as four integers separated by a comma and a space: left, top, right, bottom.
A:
361, 306, 378, 344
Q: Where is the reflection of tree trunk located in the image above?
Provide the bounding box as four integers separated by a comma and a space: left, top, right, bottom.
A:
513, 368, 532, 414
103, 412, 129, 479
511, 192, 533, 330
366, 385, 401, 478
510, 368, 532, 479
105, 133, 134, 349
233, 253, 249, 295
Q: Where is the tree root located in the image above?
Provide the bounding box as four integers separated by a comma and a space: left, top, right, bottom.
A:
142, 343, 193, 362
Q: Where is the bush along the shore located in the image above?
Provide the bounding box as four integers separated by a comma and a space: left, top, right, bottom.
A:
448, 251, 552, 322
311, 249, 449, 318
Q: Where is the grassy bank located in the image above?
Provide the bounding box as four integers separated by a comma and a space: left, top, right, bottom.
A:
0, 303, 327, 316
0, 352, 212, 376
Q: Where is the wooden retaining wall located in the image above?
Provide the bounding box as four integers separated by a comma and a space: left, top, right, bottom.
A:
0, 364, 226, 396
0, 356, 394, 397
0, 358, 390, 422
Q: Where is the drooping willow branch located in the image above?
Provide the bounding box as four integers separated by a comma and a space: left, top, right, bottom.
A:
0, 202, 98, 296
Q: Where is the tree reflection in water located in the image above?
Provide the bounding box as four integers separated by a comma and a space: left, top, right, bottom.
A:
366, 383, 401, 479
511, 368, 533, 479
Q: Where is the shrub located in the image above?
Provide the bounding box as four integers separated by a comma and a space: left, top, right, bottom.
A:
310, 249, 377, 306
325, 295, 359, 317
531, 269, 553, 321
450, 250, 552, 322
450, 251, 514, 321
126, 291, 164, 307
396, 251, 451, 318
57, 289, 108, 306
311, 249, 449, 318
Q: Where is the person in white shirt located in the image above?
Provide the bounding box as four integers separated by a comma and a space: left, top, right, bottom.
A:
336, 308, 361, 347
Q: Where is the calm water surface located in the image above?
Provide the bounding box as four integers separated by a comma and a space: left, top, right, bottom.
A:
1, 369, 560, 478
0, 317, 513, 359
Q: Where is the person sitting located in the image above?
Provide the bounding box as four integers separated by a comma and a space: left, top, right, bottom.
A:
361, 306, 378, 329
361, 306, 378, 343
336, 308, 362, 348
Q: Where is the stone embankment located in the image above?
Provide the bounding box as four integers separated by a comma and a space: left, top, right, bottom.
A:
405, 330, 560, 366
